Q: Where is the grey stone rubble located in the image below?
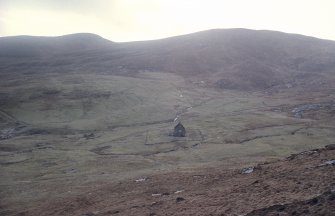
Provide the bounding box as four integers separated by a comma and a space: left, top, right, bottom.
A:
323, 160, 335, 166
316, 160, 335, 167
0, 128, 16, 140
291, 101, 335, 118
242, 167, 254, 174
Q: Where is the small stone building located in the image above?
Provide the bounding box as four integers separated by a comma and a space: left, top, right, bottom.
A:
173, 122, 186, 137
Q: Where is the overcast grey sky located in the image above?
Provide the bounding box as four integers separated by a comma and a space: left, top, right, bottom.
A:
0, 0, 334, 42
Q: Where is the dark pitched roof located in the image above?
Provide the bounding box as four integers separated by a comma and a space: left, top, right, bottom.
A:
174, 122, 185, 130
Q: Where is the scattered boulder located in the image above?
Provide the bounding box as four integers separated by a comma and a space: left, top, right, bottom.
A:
151, 193, 162, 197
135, 178, 146, 182
325, 144, 335, 150
176, 197, 185, 203
319, 160, 335, 167
83, 133, 95, 139
64, 168, 77, 174
242, 167, 254, 174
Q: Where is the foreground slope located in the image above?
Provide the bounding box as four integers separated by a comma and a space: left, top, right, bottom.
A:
4, 145, 334, 216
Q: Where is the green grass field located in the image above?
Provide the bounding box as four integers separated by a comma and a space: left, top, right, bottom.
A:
1, 71, 335, 209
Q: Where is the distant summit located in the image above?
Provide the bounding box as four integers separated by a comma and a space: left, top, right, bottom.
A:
0, 33, 113, 57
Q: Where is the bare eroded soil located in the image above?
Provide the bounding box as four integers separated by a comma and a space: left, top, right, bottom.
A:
2, 145, 333, 216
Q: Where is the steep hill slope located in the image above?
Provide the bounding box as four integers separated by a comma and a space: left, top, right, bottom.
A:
1, 29, 335, 90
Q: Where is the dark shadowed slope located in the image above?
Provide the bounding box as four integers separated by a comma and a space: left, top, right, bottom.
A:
118, 29, 335, 90
1, 28, 335, 90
